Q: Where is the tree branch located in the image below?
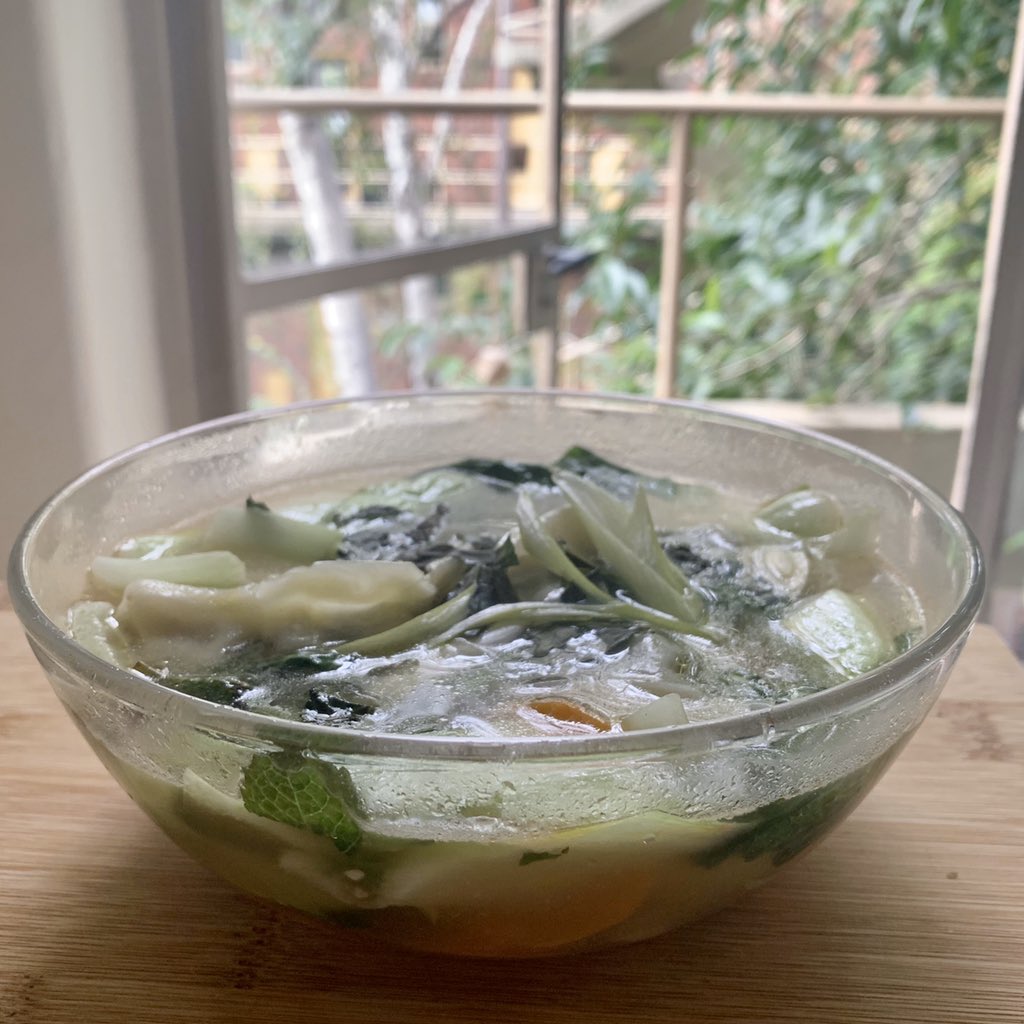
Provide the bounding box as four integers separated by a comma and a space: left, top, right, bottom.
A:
832, 279, 976, 402
425, 0, 495, 181
715, 328, 805, 384
417, 0, 475, 54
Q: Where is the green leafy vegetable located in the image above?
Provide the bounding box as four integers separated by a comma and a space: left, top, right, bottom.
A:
757, 488, 844, 538
781, 589, 890, 678
170, 675, 251, 706
431, 599, 721, 646
337, 585, 477, 657
304, 690, 376, 721
324, 470, 469, 521
697, 758, 888, 868
554, 446, 678, 499
240, 751, 362, 853
270, 651, 349, 673
520, 847, 570, 866
554, 472, 705, 623
467, 535, 520, 614
139, 643, 383, 713
90, 551, 247, 598
449, 458, 554, 487
665, 541, 807, 616
332, 503, 448, 566
516, 492, 611, 604
68, 601, 127, 665
893, 628, 922, 655
201, 502, 342, 563
448, 447, 677, 499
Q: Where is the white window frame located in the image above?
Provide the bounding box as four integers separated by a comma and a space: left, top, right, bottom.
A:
953, 9, 1024, 578
163, 0, 567, 412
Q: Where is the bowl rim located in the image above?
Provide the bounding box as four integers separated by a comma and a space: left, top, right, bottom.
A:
7, 389, 985, 761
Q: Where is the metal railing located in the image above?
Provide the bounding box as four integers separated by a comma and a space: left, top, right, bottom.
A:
229, 85, 1005, 397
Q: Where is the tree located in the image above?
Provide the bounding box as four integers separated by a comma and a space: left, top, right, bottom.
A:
227, 0, 496, 392
227, 0, 377, 395
369, 0, 494, 386
568, 0, 1018, 406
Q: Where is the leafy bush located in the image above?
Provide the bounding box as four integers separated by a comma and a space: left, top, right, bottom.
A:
568, 0, 1015, 404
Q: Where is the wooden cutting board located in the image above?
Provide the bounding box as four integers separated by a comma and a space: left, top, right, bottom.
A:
1, 609, 1022, 1024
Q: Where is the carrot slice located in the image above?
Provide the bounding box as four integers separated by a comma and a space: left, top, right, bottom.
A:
526, 697, 611, 732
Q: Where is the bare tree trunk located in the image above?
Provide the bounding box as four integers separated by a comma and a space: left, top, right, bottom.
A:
371, 0, 437, 388
371, 0, 494, 389
425, 0, 494, 180
279, 110, 377, 395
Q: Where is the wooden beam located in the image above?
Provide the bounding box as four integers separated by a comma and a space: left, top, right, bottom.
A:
566, 91, 1005, 120
231, 87, 1005, 122
654, 114, 691, 399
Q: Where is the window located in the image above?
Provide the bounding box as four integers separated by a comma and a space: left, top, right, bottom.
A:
164, 1, 1024, 645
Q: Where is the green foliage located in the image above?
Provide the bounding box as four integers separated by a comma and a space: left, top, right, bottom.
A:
569, 0, 1015, 403
225, 0, 347, 86
241, 750, 363, 852
564, 172, 661, 393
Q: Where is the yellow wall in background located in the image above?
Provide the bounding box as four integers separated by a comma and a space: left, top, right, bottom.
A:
508, 68, 545, 215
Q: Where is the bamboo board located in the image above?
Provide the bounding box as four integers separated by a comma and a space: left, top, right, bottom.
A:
1, 612, 1022, 1024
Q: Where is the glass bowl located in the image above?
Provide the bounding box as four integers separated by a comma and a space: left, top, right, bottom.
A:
7, 392, 983, 957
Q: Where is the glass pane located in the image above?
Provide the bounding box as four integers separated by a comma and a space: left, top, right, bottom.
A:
245, 258, 533, 405
563, 113, 998, 406
569, 0, 1016, 96
560, 0, 1016, 492
224, 0, 525, 91
231, 111, 547, 273
223, 0, 549, 274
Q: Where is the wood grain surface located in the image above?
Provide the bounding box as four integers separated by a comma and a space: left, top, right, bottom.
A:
1, 613, 1022, 1024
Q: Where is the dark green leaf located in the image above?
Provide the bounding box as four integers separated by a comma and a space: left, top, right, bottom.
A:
697, 754, 892, 868
555, 446, 677, 500
448, 458, 554, 488
519, 847, 570, 866
171, 675, 251, 706
467, 535, 520, 614
304, 689, 376, 721
332, 503, 448, 567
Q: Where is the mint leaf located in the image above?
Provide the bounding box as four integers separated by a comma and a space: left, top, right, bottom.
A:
240, 751, 362, 853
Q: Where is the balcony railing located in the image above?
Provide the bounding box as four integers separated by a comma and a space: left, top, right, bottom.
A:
229, 85, 1005, 399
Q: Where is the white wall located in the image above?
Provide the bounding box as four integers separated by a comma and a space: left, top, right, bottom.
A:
0, 0, 199, 557
0, 1, 92, 555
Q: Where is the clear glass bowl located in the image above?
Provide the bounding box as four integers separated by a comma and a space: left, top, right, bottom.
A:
8, 392, 984, 957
